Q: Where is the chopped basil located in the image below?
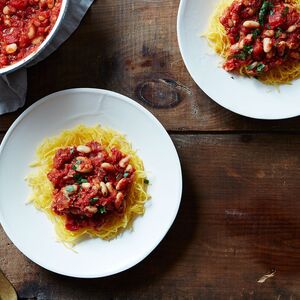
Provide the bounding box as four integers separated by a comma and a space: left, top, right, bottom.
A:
72, 159, 81, 171
233, 45, 253, 61
65, 185, 75, 193
282, 7, 289, 17
123, 172, 129, 178
234, 52, 247, 60
275, 28, 282, 38
104, 176, 108, 182
116, 173, 123, 180
70, 148, 75, 154
256, 63, 266, 72
246, 63, 256, 71
259, 1, 272, 26
90, 197, 99, 204
252, 29, 261, 39
269, 9, 274, 15
98, 206, 106, 214
244, 45, 253, 55
144, 179, 149, 184
266, 24, 271, 29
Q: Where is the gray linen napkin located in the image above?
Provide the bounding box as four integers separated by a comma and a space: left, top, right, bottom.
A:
0, 0, 94, 115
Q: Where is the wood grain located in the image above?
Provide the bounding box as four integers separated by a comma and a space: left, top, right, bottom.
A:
1, 133, 300, 299
1, 0, 300, 132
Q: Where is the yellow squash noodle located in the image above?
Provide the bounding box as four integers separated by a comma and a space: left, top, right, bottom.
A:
205, 0, 300, 85
26, 124, 149, 246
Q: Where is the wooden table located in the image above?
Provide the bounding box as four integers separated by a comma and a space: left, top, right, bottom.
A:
1, 1, 300, 299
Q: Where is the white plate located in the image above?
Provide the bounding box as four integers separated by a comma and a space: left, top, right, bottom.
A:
178, 0, 300, 119
0, 88, 182, 278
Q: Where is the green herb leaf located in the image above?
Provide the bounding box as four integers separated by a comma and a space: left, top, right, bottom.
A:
90, 197, 99, 204
72, 165, 77, 171
282, 6, 289, 17
144, 179, 149, 184
244, 45, 253, 55
259, 1, 272, 26
65, 185, 75, 193
246, 63, 256, 71
104, 176, 108, 182
234, 52, 247, 60
123, 172, 129, 178
73, 174, 88, 184
252, 29, 261, 39
98, 206, 106, 214
275, 28, 282, 38
256, 63, 266, 72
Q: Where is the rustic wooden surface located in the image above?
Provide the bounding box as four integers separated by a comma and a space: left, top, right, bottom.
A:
1, 0, 300, 299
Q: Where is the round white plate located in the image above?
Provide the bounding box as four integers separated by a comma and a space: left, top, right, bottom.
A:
178, 0, 300, 119
0, 88, 182, 278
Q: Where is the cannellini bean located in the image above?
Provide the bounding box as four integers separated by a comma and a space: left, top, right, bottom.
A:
85, 206, 97, 214
3, 6, 10, 15
115, 192, 124, 209
125, 164, 133, 172
263, 30, 274, 37
77, 145, 91, 153
230, 43, 239, 53
119, 156, 130, 168
6, 43, 17, 54
75, 156, 93, 173
101, 162, 114, 172
106, 182, 115, 194
82, 182, 91, 189
287, 25, 297, 33
239, 39, 245, 49
243, 20, 260, 28
64, 184, 78, 194
28, 25, 36, 39
116, 178, 128, 191
263, 38, 272, 53
32, 36, 44, 45
100, 182, 108, 196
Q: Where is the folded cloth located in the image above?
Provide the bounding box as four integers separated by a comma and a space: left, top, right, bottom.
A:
0, 0, 94, 115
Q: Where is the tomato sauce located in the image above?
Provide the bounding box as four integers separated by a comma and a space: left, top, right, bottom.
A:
47, 142, 135, 231
220, 0, 300, 75
0, 0, 62, 68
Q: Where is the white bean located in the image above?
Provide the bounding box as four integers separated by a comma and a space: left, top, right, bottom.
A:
243, 20, 260, 28
77, 145, 91, 153
6, 43, 17, 54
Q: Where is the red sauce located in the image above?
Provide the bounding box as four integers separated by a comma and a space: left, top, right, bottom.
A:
220, 0, 300, 75
0, 0, 62, 68
47, 142, 135, 231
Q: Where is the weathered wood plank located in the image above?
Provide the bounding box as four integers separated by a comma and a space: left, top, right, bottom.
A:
1, 0, 300, 132
1, 133, 300, 299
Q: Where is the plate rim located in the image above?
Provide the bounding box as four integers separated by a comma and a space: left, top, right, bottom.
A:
0, 88, 183, 278
177, 0, 300, 120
